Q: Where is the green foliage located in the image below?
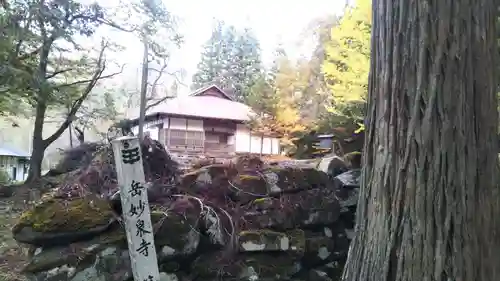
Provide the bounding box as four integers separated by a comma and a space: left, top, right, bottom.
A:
230, 28, 264, 101
298, 16, 340, 123
192, 21, 263, 101
246, 76, 279, 117
0, 0, 181, 181
192, 21, 226, 89
246, 52, 310, 154
0, 170, 11, 185
321, 0, 371, 133
102, 92, 119, 121
0, 9, 38, 115
1, 0, 108, 114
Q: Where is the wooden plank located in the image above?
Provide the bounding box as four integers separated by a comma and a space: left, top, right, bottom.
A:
111, 136, 160, 281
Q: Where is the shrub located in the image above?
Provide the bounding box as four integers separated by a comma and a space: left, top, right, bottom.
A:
0, 169, 11, 185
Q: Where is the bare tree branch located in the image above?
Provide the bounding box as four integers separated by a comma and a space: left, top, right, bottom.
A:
146, 58, 169, 98
55, 68, 123, 88
74, 126, 84, 144
46, 68, 74, 79
43, 41, 122, 146
145, 94, 176, 111
142, 55, 186, 112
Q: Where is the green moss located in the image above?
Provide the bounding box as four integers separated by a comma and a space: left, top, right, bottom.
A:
239, 174, 261, 181
252, 198, 268, 204
17, 196, 114, 233
150, 211, 197, 251
96, 227, 126, 246
287, 229, 306, 252
273, 168, 310, 190
344, 151, 362, 168
239, 229, 280, 238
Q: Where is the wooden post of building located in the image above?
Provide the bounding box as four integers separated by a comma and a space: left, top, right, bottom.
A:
111, 136, 160, 281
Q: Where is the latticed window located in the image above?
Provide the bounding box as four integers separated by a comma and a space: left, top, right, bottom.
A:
165, 129, 204, 152
166, 129, 187, 146
186, 131, 204, 147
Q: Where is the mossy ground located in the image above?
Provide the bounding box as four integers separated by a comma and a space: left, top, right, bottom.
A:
0, 199, 28, 281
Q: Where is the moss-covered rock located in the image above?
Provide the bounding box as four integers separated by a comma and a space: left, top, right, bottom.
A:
179, 164, 236, 204
226, 166, 333, 203
304, 233, 335, 264
151, 211, 200, 259
17, 196, 114, 232
238, 229, 305, 253
191, 253, 301, 280
343, 151, 362, 169
229, 172, 269, 201
22, 226, 125, 274
14, 139, 359, 281
300, 225, 350, 268
316, 156, 348, 178
262, 167, 332, 193
241, 188, 341, 230
23, 247, 78, 273
25, 247, 133, 281
13, 196, 116, 246
21, 210, 200, 275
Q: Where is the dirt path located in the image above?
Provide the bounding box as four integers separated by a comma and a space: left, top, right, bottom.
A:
0, 199, 29, 281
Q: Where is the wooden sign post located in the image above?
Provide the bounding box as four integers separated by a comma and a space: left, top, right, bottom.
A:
112, 136, 160, 281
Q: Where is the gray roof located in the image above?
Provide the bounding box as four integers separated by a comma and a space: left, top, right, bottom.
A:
0, 146, 30, 158
144, 95, 255, 121
127, 85, 255, 122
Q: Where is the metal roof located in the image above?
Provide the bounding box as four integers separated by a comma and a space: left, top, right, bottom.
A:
190, 84, 234, 100
0, 146, 30, 157
144, 95, 255, 121
126, 85, 257, 123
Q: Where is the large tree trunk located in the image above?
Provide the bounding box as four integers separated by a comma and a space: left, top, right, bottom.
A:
342, 1, 500, 281
25, 102, 47, 183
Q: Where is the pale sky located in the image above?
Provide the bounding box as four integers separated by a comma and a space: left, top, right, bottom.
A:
92, 0, 348, 95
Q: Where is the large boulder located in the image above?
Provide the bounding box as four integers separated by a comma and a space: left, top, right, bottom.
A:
11, 141, 359, 281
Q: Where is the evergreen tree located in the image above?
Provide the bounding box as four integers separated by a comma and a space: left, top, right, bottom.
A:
191, 21, 225, 89
219, 25, 238, 92
268, 44, 287, 84
343, 0, 500, 280
191, 23, 263, 101
231, 28, 263, 101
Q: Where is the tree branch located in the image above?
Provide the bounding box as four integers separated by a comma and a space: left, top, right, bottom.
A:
43, 42, 122, 146
45, 68, 74, 79
74, 126, 84, 144
143, 56, 185, 112
145, 94, 176, 111
146, 58, 169, 98
55, 68, 122, 88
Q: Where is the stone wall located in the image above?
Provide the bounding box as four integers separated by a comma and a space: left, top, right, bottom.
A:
11, 140, 360, 281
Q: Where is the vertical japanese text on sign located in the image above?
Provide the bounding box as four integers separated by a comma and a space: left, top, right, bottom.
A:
112, 136, 160, 281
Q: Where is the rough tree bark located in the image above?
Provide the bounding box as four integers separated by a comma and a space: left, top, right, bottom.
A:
342, 1, 500, 281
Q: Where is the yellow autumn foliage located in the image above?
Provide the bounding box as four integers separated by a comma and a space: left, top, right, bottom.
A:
322, 0, 371, 105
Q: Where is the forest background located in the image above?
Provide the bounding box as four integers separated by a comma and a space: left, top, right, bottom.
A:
0, 0, 370, 179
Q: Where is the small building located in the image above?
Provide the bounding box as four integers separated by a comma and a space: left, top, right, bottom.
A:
315, 131, 365, 156
0, 146, 30, 182
129, 85, 281, 164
